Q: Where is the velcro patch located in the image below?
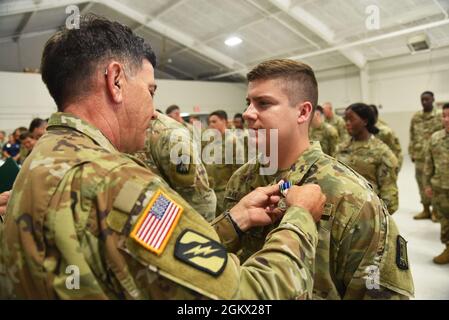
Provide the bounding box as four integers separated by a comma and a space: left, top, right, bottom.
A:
396, 235, 409, 270
176, 162, 189, 174
174, 229, 227, 277
130, 189, 183, 255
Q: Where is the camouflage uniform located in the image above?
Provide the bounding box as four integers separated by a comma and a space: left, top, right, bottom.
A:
336, 136, 399, 214
375, 120, 403, 170
204, 131, 246, 216
409, 108, 443, 206
220, 142, 414, 299
325, 114, 348, 143
310, 122, 338, 157
0, 112, 319, 300
134, 114, 216, 222
424, 129, 449, 245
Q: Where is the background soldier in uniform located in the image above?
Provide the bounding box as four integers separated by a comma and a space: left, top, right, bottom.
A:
218, 59, 414, 299
134, 111, 217, 222
370, 105, 403, 171
0, 15, 326, 300
423, 103, 449, 264
310, 105, 338, 157
409, 91, 443, 220
336, 103, 399, 214
323, 102, 348, 143
205, 110, 246, 216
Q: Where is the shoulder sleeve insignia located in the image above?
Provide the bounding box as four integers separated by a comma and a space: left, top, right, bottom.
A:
130, 189, 183, 256
174, 229, 227, 277
396, 235, 409, 270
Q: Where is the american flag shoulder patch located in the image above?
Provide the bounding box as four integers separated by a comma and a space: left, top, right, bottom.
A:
130, 189, 183, 255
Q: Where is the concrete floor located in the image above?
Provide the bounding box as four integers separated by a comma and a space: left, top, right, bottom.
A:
393, 156, 449, 300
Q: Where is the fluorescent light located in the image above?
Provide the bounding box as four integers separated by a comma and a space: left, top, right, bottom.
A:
225, 36, 242, 47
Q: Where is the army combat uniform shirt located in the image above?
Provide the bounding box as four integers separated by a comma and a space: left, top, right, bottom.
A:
310, 122, 338, 157
134, 113, 217, 222
0, 113, 319, 300
325, 114, 348, 143
336, 135, 399, 214
424, 129, 449, 244
375, 120, 403, 170
219, 142, 414, 299
409, 108, 443, 206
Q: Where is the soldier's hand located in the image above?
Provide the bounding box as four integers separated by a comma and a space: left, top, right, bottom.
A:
0, 191, 11, 217
285, 184, 326, 222
229, 184, 282, 232
425, 186, 433, 198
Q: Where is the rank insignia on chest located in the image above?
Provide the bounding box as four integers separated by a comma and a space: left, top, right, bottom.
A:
174, 229, 227, 277
130, 189, 183, 255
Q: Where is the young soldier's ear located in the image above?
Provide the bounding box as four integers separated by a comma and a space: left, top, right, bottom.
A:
297, 101, 313, 124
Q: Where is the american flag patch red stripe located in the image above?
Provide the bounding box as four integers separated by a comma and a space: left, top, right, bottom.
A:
130, 189, 183, 255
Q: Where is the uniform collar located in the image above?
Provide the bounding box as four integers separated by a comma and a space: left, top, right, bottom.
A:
421, 108, 438, 117
283, 141, 323, 184
47, 112, 117, 153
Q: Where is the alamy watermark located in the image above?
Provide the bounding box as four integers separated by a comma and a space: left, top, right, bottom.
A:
168, 125, 279, 175
65, 5, 80, 30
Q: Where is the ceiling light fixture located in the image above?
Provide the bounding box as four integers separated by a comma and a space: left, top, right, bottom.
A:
225, 36, 242, 47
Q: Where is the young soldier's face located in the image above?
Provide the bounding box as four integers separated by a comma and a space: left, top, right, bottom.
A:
244, 78, 300, 153
208, 115, 227, 134
443, 108, 449, 132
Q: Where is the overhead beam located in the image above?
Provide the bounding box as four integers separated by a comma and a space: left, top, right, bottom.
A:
13, 11, 36, 42
103, 0, 248, 77
0, 0, 88, 17
0, 28, 58, 44
268, 0, 366, 68
209, 16, 449, 80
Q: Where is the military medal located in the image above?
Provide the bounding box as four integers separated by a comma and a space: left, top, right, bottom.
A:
279, 180, 292, 197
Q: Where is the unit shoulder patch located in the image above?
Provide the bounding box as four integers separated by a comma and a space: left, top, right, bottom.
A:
396, 235, 409, 270
174, 229, 227, 277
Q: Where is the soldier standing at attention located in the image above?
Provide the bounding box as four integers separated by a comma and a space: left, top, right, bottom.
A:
369, 105, 403, 171
134, 111, 217, 222
309, 105, 338, 157
205, 110, 245, 216
322, 102, 348, 143
0, 15, 327, 300
423, 103, 449, 264
336, 103, 399, 214
166, 104, 193, 133
219, 59, 414, 299
410, 91, 443, 220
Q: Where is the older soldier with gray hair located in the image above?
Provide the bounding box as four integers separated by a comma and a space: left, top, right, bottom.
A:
0, 14, 326, 300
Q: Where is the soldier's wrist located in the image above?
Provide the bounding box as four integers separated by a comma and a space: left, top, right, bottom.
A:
210, 212, 242, 253
225, 210, 245, 238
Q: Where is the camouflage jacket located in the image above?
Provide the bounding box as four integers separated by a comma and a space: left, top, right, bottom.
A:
336, 136, 399, 214
375, 121, 403, 170
409, 108, 443, 161
424, 129, 449, 190
325, 114, 348, 143
0, 112, 319, 300
134, 113, 216, 222
310, 122, 339, 157
220, 142, 414, 299
203, 130, 246, 215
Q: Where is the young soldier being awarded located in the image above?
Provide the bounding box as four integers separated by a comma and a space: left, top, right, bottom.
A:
216, 59, 414, 300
